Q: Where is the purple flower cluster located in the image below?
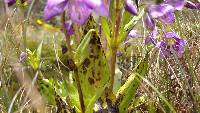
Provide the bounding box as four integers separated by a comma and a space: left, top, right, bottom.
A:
144, 0, 188, 57
5, 0, 192, 58
44, 0, 138, 25
145, 30, 186, 58
43, 0, 139, 37
158, 32, 186, 57
43, 0, 110, 25
145, 0, 185, 28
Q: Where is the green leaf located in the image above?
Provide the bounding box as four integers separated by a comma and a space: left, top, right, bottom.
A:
116, 53, 149, 113
124, 8, 145, 31
118, 8, 145, 45
113, 66, 122, 94
56, 80, 81, 113
38, 78, 56, 105
75, 29, 95, 65
77, 43, 110, 113
26, 41, 43, 70
75, 16, 110, 113
37, 40, 43, 61
131, 95, 147, 109
101, 17, 111, 47
26, 49, 37, 70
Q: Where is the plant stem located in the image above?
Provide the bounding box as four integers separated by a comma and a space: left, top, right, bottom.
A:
61, 12, 85, 113
61, 13, 73, 56
27, 0, 36, 20
21, 0, 36, 51
109, 0, 123, 92
74, 70, 85, 113
21, 8, 27, 51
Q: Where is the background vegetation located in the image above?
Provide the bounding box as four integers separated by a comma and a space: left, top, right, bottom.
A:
1, 0, 200, 113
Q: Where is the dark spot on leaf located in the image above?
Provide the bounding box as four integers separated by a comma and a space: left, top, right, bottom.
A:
97, 45, 101, 50
92, 70, 95, 76
89, 55, 94, 58
90, 37, 97, 44
98, 61, 101, 66
88, 77, 95, 85
96, 77, 101, 81
82, 67, 87, 74
66, 59, 76, 71
137, 66, 140, 69
83, 29, 88, 35
90, 48, 94, 53
97, 72, 100, 76
83, 58, 90, 68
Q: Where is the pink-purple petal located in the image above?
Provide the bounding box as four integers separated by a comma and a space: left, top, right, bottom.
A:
185, 1, 197, 9
43, 0, 67, 21
128, 29, 137, 38
144, 14, 155, 30
158, 32, 185, 57
84, 0, 102, 9
196, 3, 200, 10
160, 11, 175, 24
125, 0, 138, 16
148, 4, 174, 18
165, 0, 185, 10
5, 0, 16, 6
145, 30, 158, 45
93, 0, 110, 17
66, 1, 92, 25
61, 21, 74, 36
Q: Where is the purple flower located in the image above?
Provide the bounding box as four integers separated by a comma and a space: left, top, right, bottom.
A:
5, 0, 16, 6
148, 0, 185, 24
159, 11, 175, 24
145, 30, 158, 45
93, 0, 110, 17
144, 14, 155, 30
165, 0, 185, 10
61, 21, 74, 36
196, 3, 200, 10
148, 4, 174, 18
44, 0, 110, 25
148, 4, 175, 24
158, 32, 186, 57
19, 52, 28, 62
185, 1, 197, 9
128, 29, 137, 38
125, 0, 138, 16
66, 1, 92, 25
184, 1, 200, 10
43, 0, 67, 21
84, 0, 102, 9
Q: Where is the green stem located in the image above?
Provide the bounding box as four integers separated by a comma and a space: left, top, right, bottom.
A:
21, 8, 27, 51
61, 12, 85, 113
21, 0, 36, 51
74, 70, 85, 113
61, 12, 73, 56
27, 0, 36, 20
109, 0, 123, 92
